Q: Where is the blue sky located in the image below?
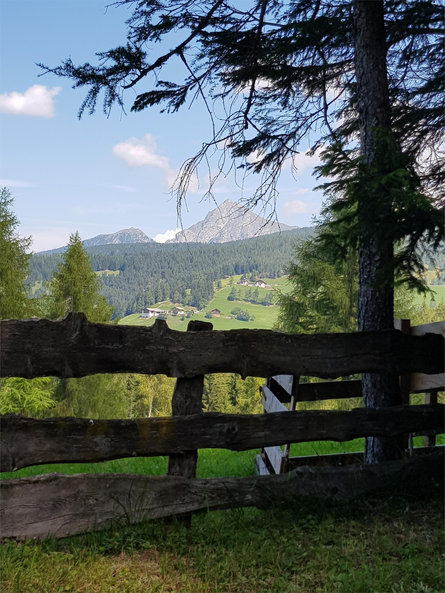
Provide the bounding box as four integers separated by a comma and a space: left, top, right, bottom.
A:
0, 0, 323, 252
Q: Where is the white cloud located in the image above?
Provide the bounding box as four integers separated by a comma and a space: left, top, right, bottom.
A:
283, 151, 321, 174
0, 85, 61, 118
237, 77, 274, 95
0, 178, 35, 188
154, 228, 180, 243
283, 199, 309, 216
246, 149, 263, 164
112, 134, 167, 168
112, 133, 179, 188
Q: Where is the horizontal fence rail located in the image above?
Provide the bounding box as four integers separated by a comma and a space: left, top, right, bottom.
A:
1, 451, 443, 540
1, 405, 443, 472
270, 379, 363, 403
1, 313, 444, 379
1, 315, 444, 540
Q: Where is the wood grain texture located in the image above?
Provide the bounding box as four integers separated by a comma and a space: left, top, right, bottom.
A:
1, 451, 442, 540
167, 320, 210, 482
1, 313, 443, 379
1, 405, 443, 471
261, 385, 288, 413
263, 445, 284, 474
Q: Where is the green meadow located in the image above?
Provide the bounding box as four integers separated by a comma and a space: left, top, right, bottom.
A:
411, 284, 445, 308
1, 446, 443, 593
4, 275, 444, 593
120, 275, 292, 330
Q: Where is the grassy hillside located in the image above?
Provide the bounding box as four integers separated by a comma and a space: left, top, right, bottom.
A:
119, 276, 292, 330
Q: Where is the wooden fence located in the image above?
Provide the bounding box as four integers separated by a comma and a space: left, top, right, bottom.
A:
0, 313, 444, 540
257, 320, 445, 475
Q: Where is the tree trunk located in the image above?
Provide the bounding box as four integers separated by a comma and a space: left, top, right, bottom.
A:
353, 0, 401, 463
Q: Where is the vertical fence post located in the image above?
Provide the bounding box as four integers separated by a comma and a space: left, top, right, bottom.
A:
423, 389, 439, 448
394, 319, 411, 454
281, 375, 300, 473
167, 319, 213, 481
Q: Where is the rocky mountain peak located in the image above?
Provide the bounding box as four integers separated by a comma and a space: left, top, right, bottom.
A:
169, 200, 295, 243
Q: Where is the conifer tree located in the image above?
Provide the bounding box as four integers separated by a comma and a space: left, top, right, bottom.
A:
41, 0, 443, 461
0, 187, 31, 319
276, 239, 357, 334
50, 231, 113, 322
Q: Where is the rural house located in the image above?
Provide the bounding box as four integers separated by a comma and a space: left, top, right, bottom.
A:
140, 308, 165, 319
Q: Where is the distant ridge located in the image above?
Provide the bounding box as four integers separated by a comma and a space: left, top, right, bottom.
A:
82, 227, 153, 247
169, 199, 296, 243
38, 227, 153, 254
36, 200, 296, 254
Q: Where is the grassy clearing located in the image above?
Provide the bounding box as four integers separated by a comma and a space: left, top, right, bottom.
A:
1, 475, 443, 592
2, 444, 444, 592
95, 269, 120, 277
411, 284, 445, 308
119, 276, 290, 330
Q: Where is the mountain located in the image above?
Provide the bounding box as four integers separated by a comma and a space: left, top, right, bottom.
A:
39, 227, 153, 254
169, 199, 295, 243
82, 227, 154, 247
29, 228, 314, 317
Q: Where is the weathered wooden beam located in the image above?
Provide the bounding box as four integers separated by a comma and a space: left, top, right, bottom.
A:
167, 320, 211, 482
409, 321, 445, 393
1, 405, 443, 472
272, 379, 363, 403
261, 385, 289, 413
1, 451, 442, 540
263, 445, 285, 474
1, 313, 443, 379
288, 451, 364, 468
288, 444, 445, 469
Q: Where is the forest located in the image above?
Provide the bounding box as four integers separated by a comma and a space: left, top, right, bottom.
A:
28, 227, 313, 317
1, 0, 444, 589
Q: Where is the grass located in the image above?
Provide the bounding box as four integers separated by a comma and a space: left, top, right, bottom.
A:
411, 284, 445, 308
5, 274, 444, 591
119, 276, 291, 330
1, 446, 443, 593
2, 498, 444, 593
95, 269, 120, 277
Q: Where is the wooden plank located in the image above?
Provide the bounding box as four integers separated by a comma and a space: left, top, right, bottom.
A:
261, 385, 288, 414
410, 373, 444, 393
264, 445, 284, 474
423, 391, 439, 447
1, 405, 443, 472
410, 320, 445, 337
1, 451, 443, 540
1, 314, 443, 379
287, 444, 445, 469
297, 380, 363, 402
267, 377, 294, 402
255, 453, 270, 476
396, 319, 411, 405
273, 380, 363, 403
167, 320, 211, 480
410, 321, 445, 393
288, 452, 364, 468
272, 375, 294, 395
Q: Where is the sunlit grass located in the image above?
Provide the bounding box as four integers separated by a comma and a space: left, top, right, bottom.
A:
1, 466, 443, 593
